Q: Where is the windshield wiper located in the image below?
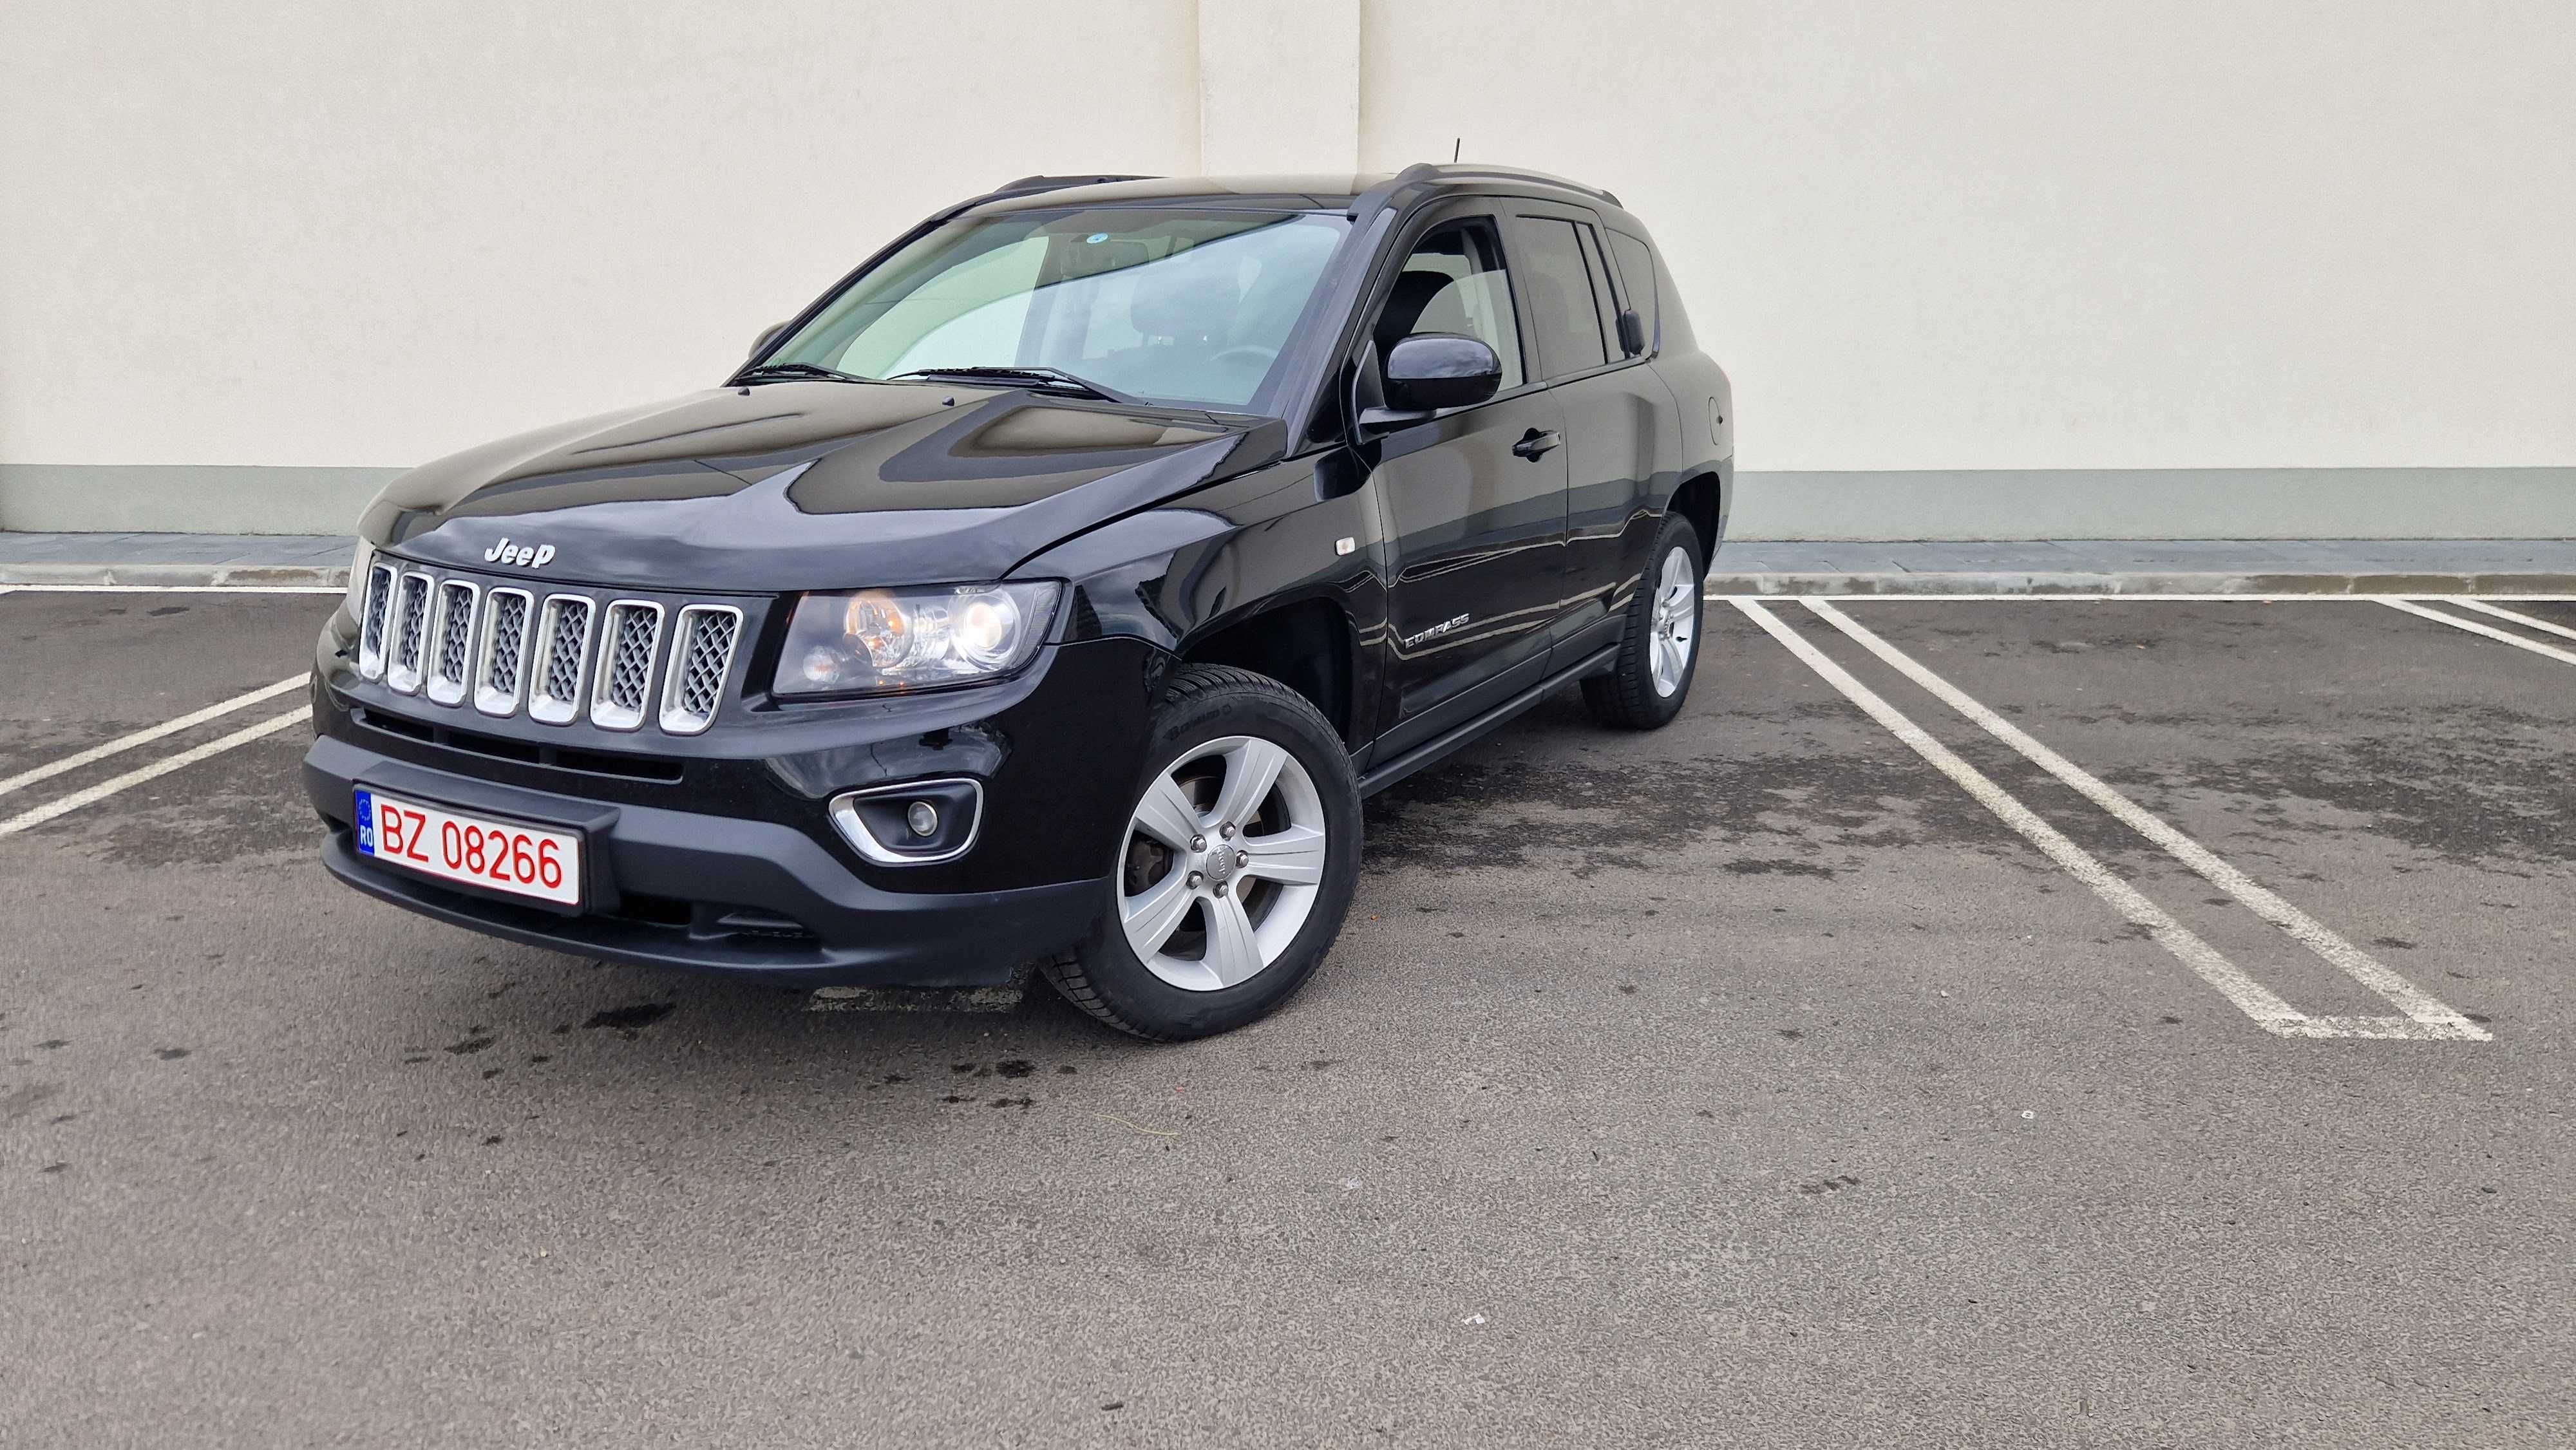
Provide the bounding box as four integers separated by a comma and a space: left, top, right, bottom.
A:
889, 365, 1138, 404
735, 361, 866, 384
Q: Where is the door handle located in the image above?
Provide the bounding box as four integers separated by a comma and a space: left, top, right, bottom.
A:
1511, 428, 1562, 461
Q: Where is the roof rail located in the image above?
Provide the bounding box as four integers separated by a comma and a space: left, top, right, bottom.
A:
1437, 165, 1620, 208
989, 173, 1159, 199
1347, 162, 1619, 221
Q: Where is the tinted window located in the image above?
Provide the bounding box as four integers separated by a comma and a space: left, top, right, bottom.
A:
1577, 226, 1632, 356
1374, 218, 1525, 392
1517, 217, 1611, 377
1607, 231, 1658, 348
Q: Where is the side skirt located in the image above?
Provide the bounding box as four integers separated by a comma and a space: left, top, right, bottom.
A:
1354, 643, 1619, 798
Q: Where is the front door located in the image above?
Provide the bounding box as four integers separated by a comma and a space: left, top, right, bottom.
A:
1361, 207, 1571, 760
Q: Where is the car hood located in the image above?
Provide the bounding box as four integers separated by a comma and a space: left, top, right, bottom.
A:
363, 381, 1286, 593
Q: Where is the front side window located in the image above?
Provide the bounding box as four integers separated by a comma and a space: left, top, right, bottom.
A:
1372, 218, 1526, 391
763, 208, 1350, 411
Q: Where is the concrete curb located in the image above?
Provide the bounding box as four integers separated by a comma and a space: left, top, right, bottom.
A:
8, 563, 2576, 595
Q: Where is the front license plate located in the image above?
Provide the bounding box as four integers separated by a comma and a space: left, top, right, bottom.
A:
354, 787, 582, 907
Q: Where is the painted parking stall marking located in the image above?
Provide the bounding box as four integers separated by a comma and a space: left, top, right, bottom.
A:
1798, 599, 2486, 1040
2443, 598, 2576, 644
1729, 599, 2318, 1033
1733, 598, 2489, 1042
0, 706, 311, 842
2380, 597, 2576, 666
4, 583, 343, 594
0, 674, 306, 800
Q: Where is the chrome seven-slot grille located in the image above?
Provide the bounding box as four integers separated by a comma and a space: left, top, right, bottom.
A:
355, 561, 741, 736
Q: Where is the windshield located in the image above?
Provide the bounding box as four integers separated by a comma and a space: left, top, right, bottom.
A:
757, 208, 1350, 411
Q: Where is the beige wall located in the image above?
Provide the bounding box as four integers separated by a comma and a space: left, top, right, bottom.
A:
3, 1, 2570, 496
1361, 0, 2576, 472
0, 0, 1200, 469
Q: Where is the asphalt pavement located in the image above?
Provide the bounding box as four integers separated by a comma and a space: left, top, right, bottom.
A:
2, 585, 2570, 1448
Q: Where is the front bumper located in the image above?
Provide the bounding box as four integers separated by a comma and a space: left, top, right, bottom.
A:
307, 734, 1101, 985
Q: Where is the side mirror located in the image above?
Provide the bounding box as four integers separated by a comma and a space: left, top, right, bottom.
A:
1616, 308, 1647, 357
748, 321, 790, 359
1376, 333, 1501, 418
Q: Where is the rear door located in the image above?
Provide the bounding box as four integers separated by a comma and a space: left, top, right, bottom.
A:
1502, 203, 1667, 667
1363, 201, 1571, 760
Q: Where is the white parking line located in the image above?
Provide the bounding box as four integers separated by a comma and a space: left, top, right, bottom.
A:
2444, 598, 2576, 643
1705, 593, 2576, 603
0, 675, 307, 800
1730, 599, 2331, 1034
1, 584, 343, 594
2377, 598, 2576, 668
1796, 599, 2485, 1041
0, 707, 310, 842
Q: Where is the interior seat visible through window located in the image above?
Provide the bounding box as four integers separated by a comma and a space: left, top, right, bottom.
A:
1368, 221, 1525, 392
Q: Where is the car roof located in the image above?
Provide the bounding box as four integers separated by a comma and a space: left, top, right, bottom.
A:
961, 165, 1627, 220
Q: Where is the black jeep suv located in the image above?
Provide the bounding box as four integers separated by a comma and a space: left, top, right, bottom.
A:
305, 164, 1734, 1039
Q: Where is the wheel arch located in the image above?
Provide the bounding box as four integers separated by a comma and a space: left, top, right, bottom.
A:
1665, 469, 1724, 572
1176, 598, 1358, 748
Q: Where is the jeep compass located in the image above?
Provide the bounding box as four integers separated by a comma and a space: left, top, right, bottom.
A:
305, 164, 1735, 1039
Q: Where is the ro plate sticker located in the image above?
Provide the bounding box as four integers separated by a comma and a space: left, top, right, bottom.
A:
355, 787, 377, 853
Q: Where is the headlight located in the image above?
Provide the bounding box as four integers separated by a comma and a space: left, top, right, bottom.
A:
343, 538, 375, 619
772, 581, 1061, 697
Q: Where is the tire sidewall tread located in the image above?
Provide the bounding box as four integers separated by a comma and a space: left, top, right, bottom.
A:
1582, 513, 1705, 730
1041, 664, 1362, 1040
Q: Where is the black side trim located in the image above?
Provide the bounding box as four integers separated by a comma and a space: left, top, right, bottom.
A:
1356, 644, 1618, 798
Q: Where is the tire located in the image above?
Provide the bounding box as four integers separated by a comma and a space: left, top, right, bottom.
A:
1580, 513, 1705, 730
1039, 664, 1363, 1040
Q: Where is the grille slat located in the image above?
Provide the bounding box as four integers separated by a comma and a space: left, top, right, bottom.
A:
659, 606, 742, 736
589, 601, 663, 731
386, 572, 433, 695
361, 566, 742, 736
357, 563, 397, 680
474, 588, 531, 717
527, 595, 596, 726
425, 581, 477, 706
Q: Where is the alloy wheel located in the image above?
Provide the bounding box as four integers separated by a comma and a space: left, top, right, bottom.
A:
1648, 545, 1698, 696
1119, 735, 1329, 992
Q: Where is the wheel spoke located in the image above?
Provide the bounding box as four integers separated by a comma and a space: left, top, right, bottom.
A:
1238, 823, 1327, 886
1119, 868, 1195, 956
1200, 892, 1265, 987
1209, 738, 1289, 829
1131, 771, 1204, 851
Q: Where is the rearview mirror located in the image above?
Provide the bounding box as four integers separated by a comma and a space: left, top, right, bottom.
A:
1381, 333, 1501, 414
748, 321, 789, 359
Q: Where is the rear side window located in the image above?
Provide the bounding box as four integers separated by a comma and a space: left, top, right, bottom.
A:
1575, 226, 1624, 353
1607, 231, 1658, 349
1516, 217, 1611, 377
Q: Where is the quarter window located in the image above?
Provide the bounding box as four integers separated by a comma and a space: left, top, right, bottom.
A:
1607, 231, 1658, 350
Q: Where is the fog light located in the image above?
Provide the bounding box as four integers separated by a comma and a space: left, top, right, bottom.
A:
825, 778, 983, 867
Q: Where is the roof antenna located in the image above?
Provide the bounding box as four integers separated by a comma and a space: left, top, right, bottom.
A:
1451, 137, 1461, 163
